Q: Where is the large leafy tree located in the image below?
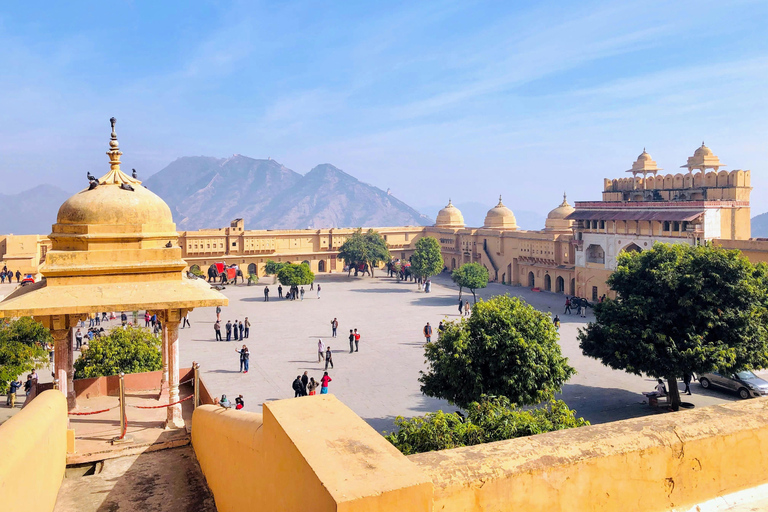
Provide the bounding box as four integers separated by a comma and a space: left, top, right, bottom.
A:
74, 326, 162, 379
276, 262, 315, 286
0, 317, 51, 390
385, 396, 588, 455
410, 236, 444, 280
579, 243, 768, 410
337, 229, 390, 277
452, 262, 489, 302
264, 260, 286, 276
420, 295, 575, 408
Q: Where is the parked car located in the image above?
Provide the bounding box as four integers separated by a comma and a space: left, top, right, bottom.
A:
699, 370, 768, 399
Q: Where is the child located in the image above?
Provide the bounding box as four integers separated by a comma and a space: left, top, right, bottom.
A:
320, 372, 332, 394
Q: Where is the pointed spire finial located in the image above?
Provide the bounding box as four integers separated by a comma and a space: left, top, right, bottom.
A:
498, 194, 503, 206
99, 117, 141, 186
447, 198, 452, 206
560, 192, 569, 207
702, 141, 705, 146
643, 147, 646, 152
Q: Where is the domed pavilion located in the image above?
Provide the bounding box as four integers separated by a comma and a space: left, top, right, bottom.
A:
545, 193, 575, 232
434, 199, 465, 228
483, 196, 517, 230
0, 118, 227, 425
680, 142, 726, 173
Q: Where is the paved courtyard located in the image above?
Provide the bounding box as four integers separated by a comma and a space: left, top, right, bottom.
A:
180, 273, 755, 433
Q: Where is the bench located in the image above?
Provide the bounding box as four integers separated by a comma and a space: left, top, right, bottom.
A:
642, 392, 669, 408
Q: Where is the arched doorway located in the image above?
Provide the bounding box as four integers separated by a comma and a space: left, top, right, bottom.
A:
247, 263, 257, 276
451, 258, 456, 270
556, 276, 564, 293
544, 274, 551, 292
528, 272, 535, 287
501, 273, 506, 285
318, 260, 325, 272
622, 243, 641, 253
302, 260, 310, 267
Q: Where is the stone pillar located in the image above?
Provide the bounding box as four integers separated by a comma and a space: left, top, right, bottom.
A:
165, 309, 184, 429
158, 310, 169, 399
52, 326, 76, 410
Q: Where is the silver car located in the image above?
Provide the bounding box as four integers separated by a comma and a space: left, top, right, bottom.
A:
699, 371, 768, 399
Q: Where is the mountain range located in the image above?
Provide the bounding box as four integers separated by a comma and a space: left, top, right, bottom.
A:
0, 185, 71, 235
142, 156, 432, 230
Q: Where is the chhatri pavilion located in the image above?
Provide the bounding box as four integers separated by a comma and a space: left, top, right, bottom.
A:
0, 118, 227, 426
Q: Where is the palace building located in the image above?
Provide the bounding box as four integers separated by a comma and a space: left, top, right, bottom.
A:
0, 144, 762, 302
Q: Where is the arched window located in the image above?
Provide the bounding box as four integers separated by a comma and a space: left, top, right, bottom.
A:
528, 272, 535, 287
622, 243, 641, 253
586, 244, 605, 264
544, 274, 551, 291
318, 260, 325, 272
556, 276, 565, 293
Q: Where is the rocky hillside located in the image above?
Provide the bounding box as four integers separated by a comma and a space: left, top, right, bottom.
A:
752, 211, 768, 238
0, 184, 70, 235
143, 156, 432, 230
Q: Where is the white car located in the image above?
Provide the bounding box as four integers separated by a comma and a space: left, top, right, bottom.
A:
699, 371, 768, 399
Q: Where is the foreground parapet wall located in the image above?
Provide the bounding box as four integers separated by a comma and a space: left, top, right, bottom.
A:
0, 390, 68, 512
192, 395, 433, 512
409, 398, 768, 512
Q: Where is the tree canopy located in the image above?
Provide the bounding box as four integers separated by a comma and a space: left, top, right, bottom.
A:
264, 260, 286, 276
337, 229, 390, 276
0, 317, 51, 390
410, 236, 444, 279
276, 262, 315, 286
385, 396, 588, 455
579, 243, 768, 410
452, 262, 489, 302
74, 326, 162, 379
420, 295, 575, 408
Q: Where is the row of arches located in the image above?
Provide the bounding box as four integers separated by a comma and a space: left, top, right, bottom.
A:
605, 169, 749, 192
527, 272, 574, 294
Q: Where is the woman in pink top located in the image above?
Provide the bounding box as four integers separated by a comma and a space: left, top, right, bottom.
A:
320, 372, 332, 394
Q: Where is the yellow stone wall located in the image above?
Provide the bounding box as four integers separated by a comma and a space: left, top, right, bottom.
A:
0, 390, 68, 512
192, 395, 433, 512
0, 234, 51, 275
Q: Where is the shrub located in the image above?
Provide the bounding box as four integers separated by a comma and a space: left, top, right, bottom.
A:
74, 326, 162, 379
0, 317, 50, 390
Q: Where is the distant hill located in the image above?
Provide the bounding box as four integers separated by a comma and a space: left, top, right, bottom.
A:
752, 212, 768, 238
143, 156, 432, 230
422, 201, 547, 231
0, 185, 70, 235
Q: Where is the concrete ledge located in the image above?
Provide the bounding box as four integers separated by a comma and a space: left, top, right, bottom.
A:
408, 398, 768, 512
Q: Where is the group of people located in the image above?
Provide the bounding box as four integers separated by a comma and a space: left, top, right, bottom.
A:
457, 299, 471, 316
214, 317, 250, 341
265, 283, 322, 301
0, 266, 20, 284
292, 371, 332, 396
215, 394, 245, 410
563, 297, 588, 318
5, 370, 40, 408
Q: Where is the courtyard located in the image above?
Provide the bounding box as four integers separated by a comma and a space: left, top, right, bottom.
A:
180, 273, 753, 432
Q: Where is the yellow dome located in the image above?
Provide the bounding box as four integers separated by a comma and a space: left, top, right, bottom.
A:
57, 182, 174, 227
681, 142, 725, 171
483, 196, 517, 230
545, 193, 575, 232
435, 199, 465, 228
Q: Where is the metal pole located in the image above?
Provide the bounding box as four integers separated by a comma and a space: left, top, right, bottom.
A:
119, 372, 126, 436
193, 362, 200, 408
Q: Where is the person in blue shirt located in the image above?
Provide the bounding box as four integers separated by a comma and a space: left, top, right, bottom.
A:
7, 379, 22, 408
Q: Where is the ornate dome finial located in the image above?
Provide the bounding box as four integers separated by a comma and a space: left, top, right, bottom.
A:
561, 191, 569, 207
98, 117, 142, 186
497, 195, 503, 206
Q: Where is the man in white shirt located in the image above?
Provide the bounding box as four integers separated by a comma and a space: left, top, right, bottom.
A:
317, 339, 325, 363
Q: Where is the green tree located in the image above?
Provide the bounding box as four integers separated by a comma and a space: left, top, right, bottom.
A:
452, 262, 489, 303
337, 229, 390, 277
384, 396, 588, 455
579, 243, 768, 410
264, 260, 286, 275
410, 236, 444, 280
420, 295, 575, 408
276, 262, 315, 287
74, 326, 162, 379
188, 264, 203, 277
0, 317, 51, 390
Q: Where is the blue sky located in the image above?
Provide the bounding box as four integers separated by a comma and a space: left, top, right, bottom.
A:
1, 1, 767, 216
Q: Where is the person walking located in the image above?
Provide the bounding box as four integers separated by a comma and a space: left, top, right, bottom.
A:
292, 376, 304, 397
264, 286, 270, 302
216, 306, 222, 322
7, 378, 22, 407
553, 315, 560, 331
301, 371, 309, 396
144, 312, 151, 327
317, 284, 321, 299
325, 347, 334, 370
423, 322, 433, 342
15, 270, 21, 283
348, 329, 355, 353
300, 287, 305, 301
464, 301, 470, 316
354, 329, 360, 352
278, 284, 283, 299
236, 345, 250, 373
307, 377, 319, 395
317, 338, 326, 362
458, 299, 463, 315
438, 321, 445, 338
225, 320, 232, 341
683, 373, 693, 395
320, 372, 332, 394
244, 317, 250, 338
238, 320, 244, 340
182, 313, 191, 329
75, 329, 83, 350
580, 302, 587, 318
331, 317, 338, 338
564, 298, 571, 315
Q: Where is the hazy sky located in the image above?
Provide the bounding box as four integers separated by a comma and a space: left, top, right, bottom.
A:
1, 1, 767, 216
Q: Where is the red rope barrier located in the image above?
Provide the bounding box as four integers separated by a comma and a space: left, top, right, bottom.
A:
68, 405, 119, 416
129, 394, 193, 409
